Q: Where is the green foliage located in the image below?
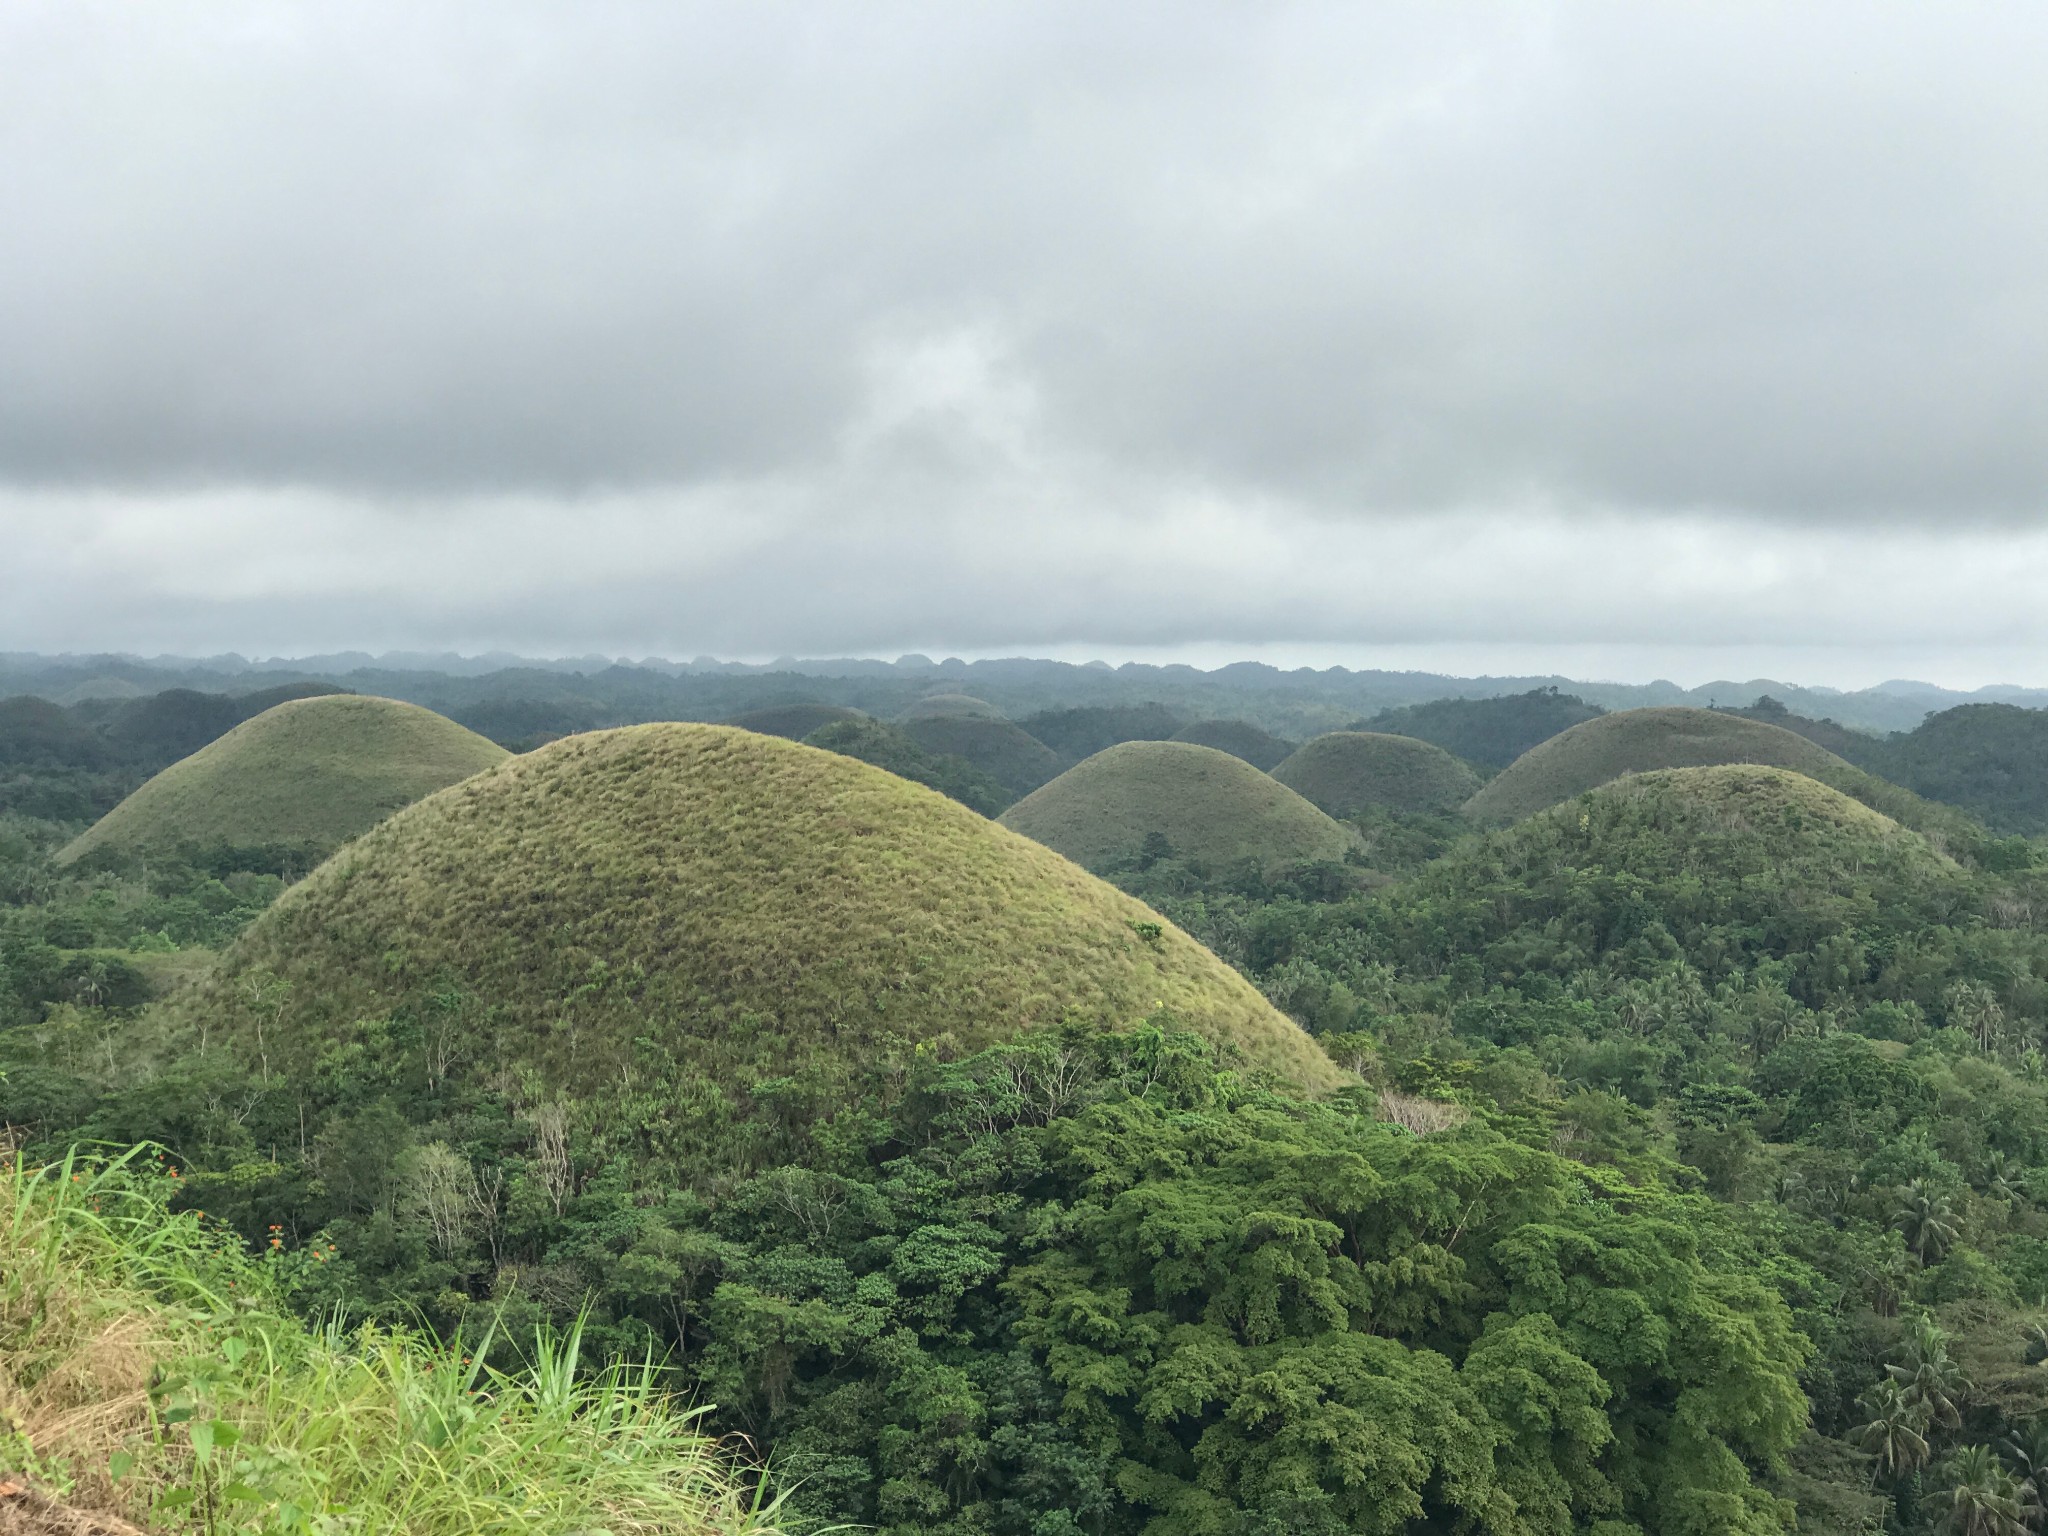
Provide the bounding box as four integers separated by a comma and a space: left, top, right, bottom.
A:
1000, 741, 1356, 875
803, 716, 1014, 815
899, 714, 1065, 797
1015, 703, 1183, 762
897, 692, 1004, 721
1871, 704, 2048, 836
1363, 687, 1606, 771
724, 701, 866, 739
1271, 730, 1483, 816
60, 696, 508, 866
1167, 718, 1296, 771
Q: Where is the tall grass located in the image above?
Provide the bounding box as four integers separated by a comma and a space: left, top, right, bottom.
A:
0, 1147, 786, 1536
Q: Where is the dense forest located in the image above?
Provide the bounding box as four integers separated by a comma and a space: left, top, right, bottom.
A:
8, 659, 2048, 1534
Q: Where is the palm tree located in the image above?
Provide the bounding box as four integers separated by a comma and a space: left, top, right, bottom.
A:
1850, 1379, 1930, 1483
1897, 1180, 1963, 1265
1934, 1443, 2031, 1535
1980, 1151, 2022, 1205
1889, 1314, 1967, 1433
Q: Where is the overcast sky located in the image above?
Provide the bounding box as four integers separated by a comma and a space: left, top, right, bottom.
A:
4, 2, 2048, 686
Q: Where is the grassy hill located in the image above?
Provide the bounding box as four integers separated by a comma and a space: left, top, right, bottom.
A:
999, 741, 1355, 874
195, 725, 1343, 1118
898, 692, 1004, 721
803, 716, 1013, 814
1270, 731, 1481, 816
1361, 687, 1605, 771
723, 702, 865, 738
1465, 706, 1875, 823
58, 696, 508, 864
1169, 718, 1295, 771
901, 713, 1064, 796
1867, 702, 2048, 834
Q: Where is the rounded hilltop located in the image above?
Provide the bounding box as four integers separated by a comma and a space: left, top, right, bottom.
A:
999, 740, 1354, 872
899, 692, 1004, 721
1270, 731, 1481, 817
1169, 719, 1295, 771
1465, 706, 1862, 823
723, 702, 864, 739
58, 695, 508, 864
197, 724, 1343, 1117
899, 714, 1064, 797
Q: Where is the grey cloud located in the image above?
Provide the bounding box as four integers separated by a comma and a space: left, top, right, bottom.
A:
3, 2, 2048, 518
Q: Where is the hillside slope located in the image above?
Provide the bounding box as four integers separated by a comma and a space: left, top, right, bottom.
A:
900, 713, 1064, 796
1271, 731, 1480, 816
1362, 687, 1605, 770
198, 725, 1343, 1106
1467, 706, 1865, 823
999, 741, 1355, 873
1169, 719, 1295, 771
59, 696, 508, 863
1866, 702, 2048, 834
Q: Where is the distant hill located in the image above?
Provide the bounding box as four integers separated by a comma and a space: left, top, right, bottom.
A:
1866, 703, 2048, 835
1360, 687, 1604, 771
900, 714, 1064, 797
102, 682, 349, 767
803, 717, 1013, 815
1016, 703, 1182, 762
1270, 732, 1481, 817
0, 696, 115, 771
193, 725, 1343, 1130
723, 702, 866, 739
59, 695, 508, 864
898, 692, 1004, 721
1714, 694, 1884, 764
1169, 719, 1295, 771
1000, 741, 1354, 873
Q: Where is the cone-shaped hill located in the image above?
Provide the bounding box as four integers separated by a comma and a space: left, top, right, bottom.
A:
999, 741, 1355, 873
899, 692, 1004, 721
1170, 719, 1295, 771
723, 702, 864, 739
58, 696, 508, 864
900, 714, 1064, 797
1271, 732, 1480, 816
1466, 707, 1866, 824
195, 726, 1343, 1119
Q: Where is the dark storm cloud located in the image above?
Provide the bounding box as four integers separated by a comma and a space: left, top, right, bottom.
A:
5, 1, 2048, 517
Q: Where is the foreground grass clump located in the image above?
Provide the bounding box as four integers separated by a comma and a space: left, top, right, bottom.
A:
0, 1148, 782, 1536
1270, 730, 1480, 816
199, 725, 1341, 1111
59, 697, 508, 866
1168, 718, 1295, 771
999, 740, 1355, 874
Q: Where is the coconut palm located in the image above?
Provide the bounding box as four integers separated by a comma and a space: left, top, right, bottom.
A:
1889, 1314, 1967, 1432
1850, 1379, 1931, 1482
1898, 1180, 1963, 1265
1934, 1443, 2030, 1535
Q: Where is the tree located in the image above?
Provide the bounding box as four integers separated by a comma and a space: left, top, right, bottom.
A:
1850, 1379, 1930, 1483
1888, 1315, 1966, 1434
1897, 1181, 1962, 1266
1934, 1444, 2030, 1535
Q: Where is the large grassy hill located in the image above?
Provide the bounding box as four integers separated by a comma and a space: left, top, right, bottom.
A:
1467, 707, 1868, 822
58, 695, 508, 864
1270, 731, 1481, 816
1169, 718, 1295, 771
901, 713, 1064, 796
1865, 703, 2048, 835
1361, 687, 1605, 771
999, 741, 1355, 873
195, 725, 1342, 1120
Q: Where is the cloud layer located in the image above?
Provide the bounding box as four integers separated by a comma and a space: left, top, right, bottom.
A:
3, 2, 2047, 674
